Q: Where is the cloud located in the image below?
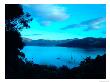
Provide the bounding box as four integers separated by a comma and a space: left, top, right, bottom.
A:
80, 17, 105, 25
39, 21, 51, 26
101, 31, 106, 34
24, 34, 42, 36
61, 17, 106, 31
61, 24, 79, 30
23, 4, 69, 26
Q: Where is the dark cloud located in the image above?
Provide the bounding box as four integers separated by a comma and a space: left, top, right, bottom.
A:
61, 17, 105, 31
80, 17, 105, 25
61, 24, 80, 30
24, 34, 42, 36
101, 31, 106, 34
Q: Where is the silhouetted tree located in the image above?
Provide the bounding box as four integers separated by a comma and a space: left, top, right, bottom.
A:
5, 4, 32, 78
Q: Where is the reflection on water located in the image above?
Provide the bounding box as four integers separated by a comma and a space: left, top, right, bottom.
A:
22, 46, 105, 68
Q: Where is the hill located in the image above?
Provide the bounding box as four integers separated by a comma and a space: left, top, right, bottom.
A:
57, 37, 106, 48
22, 37, 72, 46
22, 37, 106, 48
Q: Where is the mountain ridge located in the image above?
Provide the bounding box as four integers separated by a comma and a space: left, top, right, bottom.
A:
22, 37, 106, 48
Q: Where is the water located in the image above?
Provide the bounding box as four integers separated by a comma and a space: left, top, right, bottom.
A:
22, 46, 106, 68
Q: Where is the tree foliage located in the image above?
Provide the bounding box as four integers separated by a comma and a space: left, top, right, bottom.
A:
5, 4, 32, 31
5, 4, 32, 78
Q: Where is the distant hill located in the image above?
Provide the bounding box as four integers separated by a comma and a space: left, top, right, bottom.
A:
22, 37, 32, 42
22, 37, 72, 46
22, 37, 106, 48
57, 37, 106, 48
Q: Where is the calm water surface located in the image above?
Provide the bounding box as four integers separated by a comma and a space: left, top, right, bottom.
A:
22, 46, 105, 68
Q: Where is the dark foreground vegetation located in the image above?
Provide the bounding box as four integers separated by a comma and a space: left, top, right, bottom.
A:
6, 54, 106, 79
5, 4, 106, 79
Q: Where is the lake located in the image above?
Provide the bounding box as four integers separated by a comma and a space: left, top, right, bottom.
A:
22, 46, 106, 68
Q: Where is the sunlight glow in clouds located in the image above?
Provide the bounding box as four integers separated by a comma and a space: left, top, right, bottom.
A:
23, 4, 70, 26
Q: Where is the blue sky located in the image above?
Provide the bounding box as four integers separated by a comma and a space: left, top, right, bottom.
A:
20, 4, 106, 40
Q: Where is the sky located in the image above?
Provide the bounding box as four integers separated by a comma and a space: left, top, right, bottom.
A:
20, 4, 106, 40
